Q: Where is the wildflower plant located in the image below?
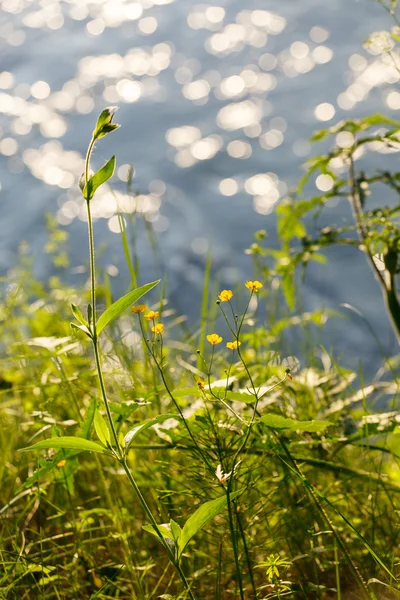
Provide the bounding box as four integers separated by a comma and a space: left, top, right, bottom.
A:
13, 30, 400, 595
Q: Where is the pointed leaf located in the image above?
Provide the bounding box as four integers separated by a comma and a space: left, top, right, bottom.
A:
124, 413, 179, 450
118, 431, 125, 448
94, 410, 112, 446
93, 106, 119, 140
83, 156, 115, 201
71, 303, 88, 327
143, 523, 174, 542
142, 523, 176, 555
170, 519, 182, 543
178, 490, 242, 558
87, 303, 93, 326
261, 414, 330, 432
79, 398, 97, 440
70, 322, 91, 337
21, 436, 111, 455
96, 280, 160, 335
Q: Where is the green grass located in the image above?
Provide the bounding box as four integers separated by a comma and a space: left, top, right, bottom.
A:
1, 209, 400, 599
4, 12, 400, 592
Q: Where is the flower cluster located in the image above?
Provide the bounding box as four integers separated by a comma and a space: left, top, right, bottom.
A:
131, 305, 164, 335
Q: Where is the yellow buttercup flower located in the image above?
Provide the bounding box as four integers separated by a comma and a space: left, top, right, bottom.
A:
245, 280, 263, 292
152, 323, 164, 334
57, 459, 66, 468
206, 333, 223, 345
197, 377, 205, 391
226, 340, 241, 350
131, 304, 148, 314
144, 310, 159, 320
218, 289, 233, 302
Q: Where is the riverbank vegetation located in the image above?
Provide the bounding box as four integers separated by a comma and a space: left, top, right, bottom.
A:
2, 2, 400, 598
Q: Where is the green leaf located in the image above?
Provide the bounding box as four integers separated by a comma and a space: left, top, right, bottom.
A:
178, 490, 242, 558
93, 106, 119, 140
261, 414, 331, 432
282, 272, 295, 311
83, 155, 116, 201
21, 436, 111, 455
70, 322, 91, 337
210, 387, 256, 404
124, 413, 180, 451
96, 280, 160, 335
71, 303, 88, 327
143, 523, 174, 542
79, 398, 97, 440
87, 303, 93, 326
277, 201, 307, 242
94, 410, 112, 446
142, 523, 177, 555
170, 519, 182, 542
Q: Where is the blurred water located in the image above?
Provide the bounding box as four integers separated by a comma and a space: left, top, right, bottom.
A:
1, 0, 399, 369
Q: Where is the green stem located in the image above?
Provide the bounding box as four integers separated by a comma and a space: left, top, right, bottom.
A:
86, 199, 97, 330
121, 459, 196, 600
276, 434, 373, 600
236, 506, 257, 599
83, 137, 196, 600
226, 486, 245, 600
92, 339, 121, 452
85, 191, 121, 454
139, 317, 213, 473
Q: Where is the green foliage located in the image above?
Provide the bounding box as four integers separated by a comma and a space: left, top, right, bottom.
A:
93, 106, 120, 140
83, 155, 116, 201
94, 409, 112, 447
5, 13, 400, 595
143, 490, 243, 560
96, 281, 160, 334
21, 436, 112, 455
260, 414, 331, 432
124, 414, 180, 451
177, 490, 243, 558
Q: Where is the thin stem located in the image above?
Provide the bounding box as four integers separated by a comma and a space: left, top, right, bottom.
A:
85, 192, 121, 453
84, 136, 96, 327
226, 485, 245, 600
86, 200, 97, 330
139, 317, 213, 473
276, 434, 374, 600
83, 134, 197, 600
236, 505, 258, 599
121, 459, 196, 600
93, 339, 121, 452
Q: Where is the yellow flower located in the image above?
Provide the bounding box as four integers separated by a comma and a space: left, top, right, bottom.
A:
144, 310, 159, 320
206, 333, 223, 345
226, 340, 241, 350
245, 280, 263, 292
151, 323, 164, 334
131, 304, 148, 314
218, 289, 233, 302
197, 377, 205, 391
57, 459, 66, 468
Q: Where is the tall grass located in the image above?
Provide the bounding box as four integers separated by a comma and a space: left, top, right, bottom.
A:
0, 110, 399, 599
2, 2, 400, 594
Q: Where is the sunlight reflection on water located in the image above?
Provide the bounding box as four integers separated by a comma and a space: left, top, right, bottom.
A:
1, 0, 399, 364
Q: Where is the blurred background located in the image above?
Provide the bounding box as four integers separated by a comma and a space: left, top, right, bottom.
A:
1, 0, 399, 368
